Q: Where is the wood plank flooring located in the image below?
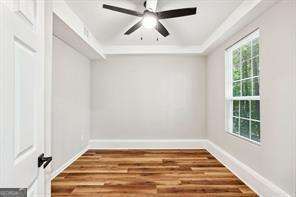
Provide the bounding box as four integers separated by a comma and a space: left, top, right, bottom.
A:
52, 149, 258, 196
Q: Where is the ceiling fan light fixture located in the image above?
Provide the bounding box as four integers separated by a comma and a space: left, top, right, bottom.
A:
142, 14, 157, 29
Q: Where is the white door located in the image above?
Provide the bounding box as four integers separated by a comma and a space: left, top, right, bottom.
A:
0, 1, 49, 196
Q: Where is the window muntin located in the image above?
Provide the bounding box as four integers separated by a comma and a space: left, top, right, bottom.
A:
226, 30, 260, 143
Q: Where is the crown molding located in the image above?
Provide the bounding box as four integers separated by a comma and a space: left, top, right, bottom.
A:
102, 0, 278, 56
103, 45, 203, 55
53, 0, 106, 60
201, 0, 278, 54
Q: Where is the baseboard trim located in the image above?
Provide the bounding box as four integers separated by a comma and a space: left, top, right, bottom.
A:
51, 146, 88, 180
88, 139, 207, 149
205, 140, 290, 197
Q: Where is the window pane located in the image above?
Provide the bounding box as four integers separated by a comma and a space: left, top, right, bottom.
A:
253, 77, 260, 96
233, 48, 240, 65
242, 79, 252, 96
233, 117, 239, 134
240, 119, 250, 138
251, 121, 260, 142
233, 100, 239, 117
251, 100, 260, 120
227, 31, 260, 143
242, 60, 251, 79
233, 64, 241, 81
252, 38, 259, 57
241, 42, 251, 61
233, 82, 241, 97
252, 57, 259, 77
240, 100, 250, 118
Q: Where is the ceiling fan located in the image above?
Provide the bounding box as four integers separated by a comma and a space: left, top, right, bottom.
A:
102, 1, 197, 37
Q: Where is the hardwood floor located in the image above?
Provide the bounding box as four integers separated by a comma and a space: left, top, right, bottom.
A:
52, 149, 258, 196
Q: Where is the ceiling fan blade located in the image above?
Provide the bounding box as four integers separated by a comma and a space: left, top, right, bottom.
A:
155, 21, 169, 37
157, 7, 197, 19
124, 20, 143, 35
103, 4, 143, 17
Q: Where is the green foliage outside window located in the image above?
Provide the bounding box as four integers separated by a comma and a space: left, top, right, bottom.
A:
251, 121, 260, 141
242, 60, 251, 79
233, 117, 239, 134
230, 32, 260, 143
251, 101, 260, 120
252, 38, 259, 57
242, 79, 252, 96
232, 36, 260, 97
233, 64, 241, 81
240, 119, 250, 138
240, 100, 250, 118
233, 49, 240, 65
253, 78, 260, 96
252, 57, 259, 76
233, 101, 239, 116
233, 82, 240, 96
242, 42, 251, 61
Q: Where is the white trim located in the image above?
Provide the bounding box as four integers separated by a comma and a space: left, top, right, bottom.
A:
103, 45, 203, 55
88, 139, 207, 149
206, 140, 290, 197
231, 96, 260, 100
227, 30, 260, 52
50, 146, 88, 180
53, 0, 105, 59
201, 0, 276, 54
226, 131, 261, 146
44, 0, 53, 195
293, 25, 296, 197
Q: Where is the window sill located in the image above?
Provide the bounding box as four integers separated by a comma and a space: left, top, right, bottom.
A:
226, 131, 261, 146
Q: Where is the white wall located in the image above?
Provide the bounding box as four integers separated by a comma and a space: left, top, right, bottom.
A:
52, 36, 90, 173
91, 55, 206, 140
206, 1, 296, 196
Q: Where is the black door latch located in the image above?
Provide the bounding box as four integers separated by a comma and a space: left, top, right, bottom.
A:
38, 153, 52, 168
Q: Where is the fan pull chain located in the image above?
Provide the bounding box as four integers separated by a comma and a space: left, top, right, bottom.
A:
140, 0, 143, 41
156, 25, 159, 42
140, 27, 143, 41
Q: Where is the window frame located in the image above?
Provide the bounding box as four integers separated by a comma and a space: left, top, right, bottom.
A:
225, 30, 261, 145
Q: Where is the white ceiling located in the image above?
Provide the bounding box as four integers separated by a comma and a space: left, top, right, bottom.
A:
65, 0, 243, 47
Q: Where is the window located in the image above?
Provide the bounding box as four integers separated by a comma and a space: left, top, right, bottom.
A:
225, 30, 260, 143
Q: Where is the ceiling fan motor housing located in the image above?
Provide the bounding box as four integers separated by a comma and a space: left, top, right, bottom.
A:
143, 10, 156, 18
